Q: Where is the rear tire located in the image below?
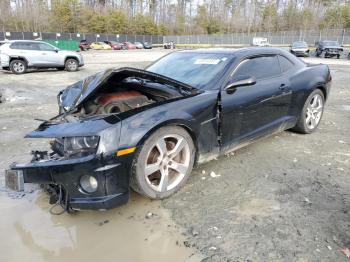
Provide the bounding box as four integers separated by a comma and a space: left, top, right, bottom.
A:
130, 126, 195, 199
64, 58, 78, 72
10, 59, 27, 74
291, 89, 325, 134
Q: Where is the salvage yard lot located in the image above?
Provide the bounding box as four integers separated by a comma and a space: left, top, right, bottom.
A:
0, 49, 349, 261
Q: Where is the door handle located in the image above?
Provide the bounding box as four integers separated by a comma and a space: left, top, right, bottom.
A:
279, 83, 289, 90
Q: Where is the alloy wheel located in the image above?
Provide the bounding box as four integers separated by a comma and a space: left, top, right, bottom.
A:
305, 93, 323, 130
13, 62, 25, 73
67, 60, 77, 71
144, 134, 191, 193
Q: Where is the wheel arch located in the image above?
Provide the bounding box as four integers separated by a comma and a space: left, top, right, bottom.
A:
315, 85, 327, 100
9, 56, 28, 65
64, 56, 79, 63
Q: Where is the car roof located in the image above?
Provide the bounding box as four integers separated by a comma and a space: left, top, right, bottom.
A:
179, 47, 286, 57
2, 40, 46, 44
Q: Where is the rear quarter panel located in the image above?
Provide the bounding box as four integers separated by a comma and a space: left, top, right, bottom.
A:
289, 63, 330, 117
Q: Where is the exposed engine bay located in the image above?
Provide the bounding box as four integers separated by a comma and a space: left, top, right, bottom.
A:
60, 72, 184, 119
84, 90, 152, 115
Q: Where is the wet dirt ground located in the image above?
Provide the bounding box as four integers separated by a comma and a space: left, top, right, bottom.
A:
0, 49, 349, 261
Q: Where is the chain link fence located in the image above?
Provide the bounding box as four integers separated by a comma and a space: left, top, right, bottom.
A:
2, 28, 349, 46
164, 29, 350, 46
0, 31, 163, 44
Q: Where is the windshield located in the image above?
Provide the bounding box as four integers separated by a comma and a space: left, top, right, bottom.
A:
292, 42, 307, 48
323, 41, 340, 46
147, 52, 233, 89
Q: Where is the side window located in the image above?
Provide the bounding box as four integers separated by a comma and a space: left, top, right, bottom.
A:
29, 43, 41, 51
233, 56, 281, 80
38, 43, 55, 51
278, 55, 294, 73
10, 42, 34, 50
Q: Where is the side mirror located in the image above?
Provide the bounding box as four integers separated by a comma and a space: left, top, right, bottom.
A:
54, 48, 59, 53
225, 75, 256, 93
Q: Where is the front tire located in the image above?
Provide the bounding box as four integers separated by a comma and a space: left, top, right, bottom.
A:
292, 89, 325, 134
10, 59, 27, 74
64, 58, 79, 72
131, 126, 195, 199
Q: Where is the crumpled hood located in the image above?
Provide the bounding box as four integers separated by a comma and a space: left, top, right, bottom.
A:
58, 67, 199, 112
26, 114, 120, 138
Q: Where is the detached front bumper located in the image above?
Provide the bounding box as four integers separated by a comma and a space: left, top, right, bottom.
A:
8, 152, 132, 210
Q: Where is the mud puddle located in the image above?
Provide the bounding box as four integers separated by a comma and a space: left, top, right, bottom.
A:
0, 189, 203, 262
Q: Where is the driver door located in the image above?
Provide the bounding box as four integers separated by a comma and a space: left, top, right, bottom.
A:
220, 55, 293, 149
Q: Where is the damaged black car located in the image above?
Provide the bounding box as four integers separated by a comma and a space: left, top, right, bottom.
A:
7, 48, 331, 212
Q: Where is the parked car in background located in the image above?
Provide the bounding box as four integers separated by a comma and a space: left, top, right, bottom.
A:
164, 42, 175, 49
251, 37, 271, 47
142, 42, 152, 49
315, 40, 343, 58
134, 42, 144, 49
90, 42, 112, 50
290, 41, 309, 57
7, 48, 331, 212
104, 41, 125, 50
123, 42, 137, 49
0, 40, 84, 74
79, 40, 90, 51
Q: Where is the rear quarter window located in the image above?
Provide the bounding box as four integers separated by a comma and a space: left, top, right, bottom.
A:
278, 55, 294, 73
10, 42, 35, 50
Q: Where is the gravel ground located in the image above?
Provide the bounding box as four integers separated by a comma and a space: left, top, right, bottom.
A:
0, 49, 349, 262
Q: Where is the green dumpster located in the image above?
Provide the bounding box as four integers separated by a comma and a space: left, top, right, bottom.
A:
44, 40, 79, 51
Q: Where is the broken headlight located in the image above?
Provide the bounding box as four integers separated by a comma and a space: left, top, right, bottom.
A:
63, 136, 100, 156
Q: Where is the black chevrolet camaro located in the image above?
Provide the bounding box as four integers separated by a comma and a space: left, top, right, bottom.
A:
7, 48, 331, 212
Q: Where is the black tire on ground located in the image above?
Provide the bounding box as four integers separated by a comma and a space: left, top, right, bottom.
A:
10, 59, 27, 74
130, 126, 196, 199
337, 54, 340, 59
64, 58, 79, 72
291, 89, 325, 134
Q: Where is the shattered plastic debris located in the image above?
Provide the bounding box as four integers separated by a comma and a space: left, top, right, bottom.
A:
208, 246, 217, 251
201, 177, 206, 180
293, 158, 298, 163
225, 152, 235, 157
210, 171, 221, 178
145, 211, 154, 219
304, 197, 312, 204
191, 228, 199, 237
201, 170, 206, 175
338, 140, 346, 144
339, 248, 350, 258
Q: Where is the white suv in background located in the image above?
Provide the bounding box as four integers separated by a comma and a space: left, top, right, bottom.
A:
0, 40, 84, 74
